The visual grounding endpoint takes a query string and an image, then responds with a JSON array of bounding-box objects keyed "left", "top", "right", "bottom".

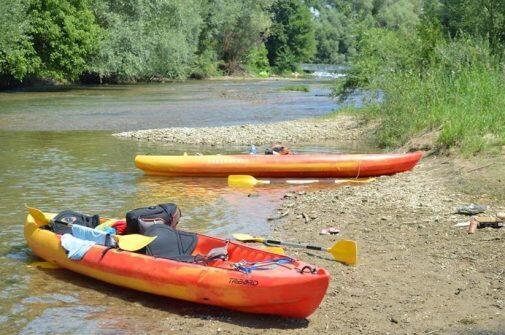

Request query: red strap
[{"left": 111, "top": 220, "right": 127, "bottom": 235}]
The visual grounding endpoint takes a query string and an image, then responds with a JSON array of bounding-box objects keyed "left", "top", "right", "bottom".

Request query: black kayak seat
[{"left": 142, "top": 224, "right": 197, "bottom": 262}]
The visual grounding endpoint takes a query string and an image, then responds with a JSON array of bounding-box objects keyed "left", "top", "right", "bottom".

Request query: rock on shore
[{"left": 113, "top": 114, "right": 372, "bottom": 146}]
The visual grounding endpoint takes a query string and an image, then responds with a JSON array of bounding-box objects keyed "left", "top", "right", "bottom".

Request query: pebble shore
[
  {"left": 110, "top": 113, "right": 504, "bottom": 334},
  {"left": 113, "top": 114, "right": 372, "bottom": 146}
]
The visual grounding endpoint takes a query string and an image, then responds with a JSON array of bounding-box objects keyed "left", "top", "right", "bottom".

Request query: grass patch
[
  {"left": 338, "top": 29, "right": 505, "bottom": 155},
  {"left": 360, "top": 65, "right": 505, "bottom": 155},
  {"left": 458, "top": 318, "right": 477, "bottom": 325},
  {"left": 279, "top": 85, "right": 310, "bottom": 92}
]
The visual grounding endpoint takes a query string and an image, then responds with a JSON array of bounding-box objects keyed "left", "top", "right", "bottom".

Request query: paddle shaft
[
  {"left": 262, "top": 179, "right": 353, "bottom": 185},
  {"left": 264, "top": 239, "right": 326, "bottom": 251}
]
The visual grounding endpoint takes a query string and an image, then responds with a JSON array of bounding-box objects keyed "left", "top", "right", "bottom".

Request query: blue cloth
[
  {"left": 61, "top": 234, "right": 95, "bottom": 260},
  {"left": 102, "top": 227, "right": 116, "bottom": 235},
  {"left": 71, "top": 225, "right": 108, "bottom": 245}
]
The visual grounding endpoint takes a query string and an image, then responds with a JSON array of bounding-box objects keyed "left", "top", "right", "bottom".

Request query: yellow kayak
[{"left": 135, "top": 152, "right": 423, "bottom": 178}]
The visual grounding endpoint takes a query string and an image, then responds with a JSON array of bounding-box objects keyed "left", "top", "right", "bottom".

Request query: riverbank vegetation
[
  {"left": 1, "top": 0, "right": 434, "bottom": 88},
  {"left": 336, "top": 1, "right": 505, "bottom": 155},
  {"left": 0, "top": 0, "right": 315, "bottom": 87},
  {"left": 279, "top": 85, "right": 310, "bottom": 92}
]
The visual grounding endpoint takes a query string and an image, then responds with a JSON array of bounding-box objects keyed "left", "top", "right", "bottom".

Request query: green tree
[
  {"left": 28, "top": 0, "right": 101, "bottom": 80},
  {"left": 441, "top": 0, "right": 505, "bottom": 53},
  {"left": 90, "top": 0, "right": 201, "bottom": 81},
  {"left": 195, "top": 0, "right": 272, "bottom": 75},
  {"left": 309, "top": 0, "right": 421, "bottom": 64},
  {"left": 312, "top": 5, "right": 351, "bottom": 63},
  {"left": 243, "top": 42, "right": 271, "bottom": 75},
  {"left": 266, "top": 0, "right": 316, "bottom": 71},
  {"left": 0, "top": 0, "right": 39, "bottom": 80},
  {"left": 374, "top": 0, "right": 421, "bottom": 32}
]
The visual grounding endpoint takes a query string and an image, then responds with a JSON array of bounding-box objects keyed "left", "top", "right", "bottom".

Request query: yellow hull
[{"left": 135, "top": 152, "right": 423, "bottom": 178}]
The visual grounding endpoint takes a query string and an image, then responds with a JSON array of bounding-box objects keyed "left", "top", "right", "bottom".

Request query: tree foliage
[
  {"left": 0, "top": 0, "right": 39, "bottom": 80},
  {"left": 196, "top": 0, "right": 272, "bottom": 74},
  {"left": 89, "top": 0, "right": 201, "bottom": 81},
  {"left": 266, "top": 0, "right": 316, "bottom": 72},
  {"left": 28, "top": 0, "right": 101, "bottom": 80},
  {"left": 4, "top": 0, "right": 505, "bottom": 85},
  {"left": 441, "top": 0, "right": 505, "bottom": 53},
  {"left": 309, "top": 0, "right": 421, "bottom": 64}
]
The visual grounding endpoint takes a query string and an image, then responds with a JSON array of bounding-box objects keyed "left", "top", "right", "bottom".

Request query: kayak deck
[{"left": 135, "top": 152, "right": 423, "bottom": 178}]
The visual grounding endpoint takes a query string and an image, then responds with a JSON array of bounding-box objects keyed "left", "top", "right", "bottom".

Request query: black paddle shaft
[{"left": 264, "top": 239, "right": 325, "bottom": 251}]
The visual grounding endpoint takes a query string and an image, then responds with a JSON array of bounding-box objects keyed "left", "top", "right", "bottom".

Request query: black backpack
[
  {"left": 142, "top": 224, "right": 197, "bottom": 262},
  {"left": 125, "top": 203, "right": 181, "bottom": 235},
  {"left": 49, "top": 210, "right": 100, "bottom": 235}
]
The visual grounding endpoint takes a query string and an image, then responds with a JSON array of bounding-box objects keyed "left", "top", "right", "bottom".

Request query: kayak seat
[{"left": 141, "top": 224, "right": 197, "bottom": 262}]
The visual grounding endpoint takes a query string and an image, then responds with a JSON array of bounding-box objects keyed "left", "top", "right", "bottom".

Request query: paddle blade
[
  {"left": 232, "top": 233, "right": 265, "bottom": 243},
  {"left": 328, "top": 239, "right": 358, "bottom": 266},
  {"left": 228, "top": 175, "right": 259, "bottom": 186},
  {"left": 26, "top": 206, "right": 50, "bottom": 227},
  {"left": 117, "top": 235, "right": 157, "bottom": 252},
  {"left": 263, "top": 246, "right": 285, "bottom": 255}
]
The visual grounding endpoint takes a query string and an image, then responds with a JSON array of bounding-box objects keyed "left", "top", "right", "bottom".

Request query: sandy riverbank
[
  {"left": 80, "top": 155, "right": 503, "bottom": 335},
  {"left": 113, "top": 114, "right": 373, "bottom": 146},
  {"left": 266, "top": 156, "right": 504, "bottom": 334},
  {"left": 109, "top": 114, "right": 504, "bottom": 334}
]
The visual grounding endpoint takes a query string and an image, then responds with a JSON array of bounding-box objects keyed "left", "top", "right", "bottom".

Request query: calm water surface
[
  {"left": 0, "top": 79, "right": 356, "bottom": 334},
  {"left": 0, "top": 79, "right": 343, "bottom": 131}
]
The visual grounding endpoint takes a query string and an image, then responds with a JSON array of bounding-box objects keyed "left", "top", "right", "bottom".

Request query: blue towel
[
  {"left": 102, "top": 227, "right": 116, "bottom": 235},
  {"left": 71, "top": 225, "right": 108, "bottom": 245},
  {"left": 61, "top": 234, "right": 95, "bottom": 260}
]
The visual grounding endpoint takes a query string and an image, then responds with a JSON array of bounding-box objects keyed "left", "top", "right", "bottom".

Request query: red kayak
[
  {"left": 25, "top": 212, "right": 330, "bottom": 318},
  {"left": 135, "top": 151, "right": 423, "bottom": 178}
]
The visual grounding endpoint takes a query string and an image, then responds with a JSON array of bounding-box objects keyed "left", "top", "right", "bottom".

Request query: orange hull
[
  {"left": 24, "top": 214, "right": 330, "bottom": 318},
  {"left": 135, "top": 152, "right": 423, "bottom": 178}
]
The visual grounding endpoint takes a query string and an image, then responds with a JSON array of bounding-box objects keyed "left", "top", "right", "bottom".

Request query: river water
[{"left": 0, "top": 78, "right": 355, "bottom": 334}]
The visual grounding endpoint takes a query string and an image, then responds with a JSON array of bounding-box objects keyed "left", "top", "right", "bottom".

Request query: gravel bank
[
  {"left": 264, "top": 156, "right": 505, "bottom": 334},
  {"left": 113, "top": 114, "right": 372, "bottom": 146},
  {"left": 73, "top": 156, "right": 504, "bottom": 335},
  {"left": 108, "top": 113, "right": 504, "bottom": 334}
]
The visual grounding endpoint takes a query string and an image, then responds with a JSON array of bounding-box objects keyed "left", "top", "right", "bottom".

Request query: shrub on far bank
[{"left": 279, "top": 85, "right": 309, "bottom": 92}]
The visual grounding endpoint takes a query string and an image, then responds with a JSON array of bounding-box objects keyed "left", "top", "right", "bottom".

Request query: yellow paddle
[
  {"left": 233, "top": 233, "right": 357, "bottom": 266},
  {"left": 26, "top": 206, "right": 156, "bottom": 252},
  {"left": 262, "top": 246, "right": 285, "bottom": 255},
  {"left": 228, "top": 175, "right": 375, "bottom": 187}
]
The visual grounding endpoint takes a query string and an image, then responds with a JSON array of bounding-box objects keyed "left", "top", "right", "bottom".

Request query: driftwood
[
  {"left": 466, "top": 162, "right": 495, "bottom": 173},
  {"left": 267, "top": 210, "right": 290, "bottom": 221}
]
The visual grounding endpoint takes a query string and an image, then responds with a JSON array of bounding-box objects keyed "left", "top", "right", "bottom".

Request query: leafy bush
[
  {"left": 279, "top": 85, "right": 309, "bottom": 92},
  {"left": 339, "top": 26, "right": 505, "bottom": 154},
  {"left": 243, "top": 43, "right": 271, "bottom": 76},
  {"left": 90, "top": 0, "right": 201, "bottom": 81}
]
